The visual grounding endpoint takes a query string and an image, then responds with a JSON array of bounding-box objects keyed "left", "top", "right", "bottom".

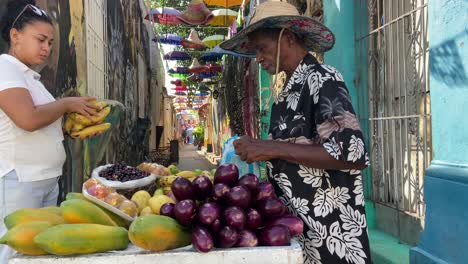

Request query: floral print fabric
[{"left": 267, "top": 54, "right": 371, "bottom": 264}]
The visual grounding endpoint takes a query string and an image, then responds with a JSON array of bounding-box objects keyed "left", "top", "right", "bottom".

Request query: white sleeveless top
[{"left": 0, "top": 54, "right": 65, "bottom": 182}]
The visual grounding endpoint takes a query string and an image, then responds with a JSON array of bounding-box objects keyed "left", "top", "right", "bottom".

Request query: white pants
[{"left": 0, "top": 170, "right": 59, "bottom": 264}]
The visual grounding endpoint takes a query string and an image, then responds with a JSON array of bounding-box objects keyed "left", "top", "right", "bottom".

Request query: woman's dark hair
[{"left": 0, "top": 0, "right": 53, "bottom": 45}]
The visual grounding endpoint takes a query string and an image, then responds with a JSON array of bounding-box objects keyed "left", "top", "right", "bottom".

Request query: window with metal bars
[
  {"left": 85, "top": 0, "right": 108, "bottom": 99},
  {"left": 355, "top": 0, "right": 431, "bottom": 219}
]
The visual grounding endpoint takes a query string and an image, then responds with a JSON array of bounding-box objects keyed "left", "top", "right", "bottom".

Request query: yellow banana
[
  {"left": 176, "top": 171, "right": 197, "bottom": 178},
  {"left": 69, "top": 113, "right": 94, "bottom": 126},
  {"left": 70, "top": 123, "right": 111, "bottom": 139},
  {"left": 64, "top": 118, "right": 74, "bottom": 134},
  {"left": 71, "top": 122, "right": 85, "bottom": 132},
  {"left": 158, "top": 176, "right": 178, "bottom": 188},
  {"left": 91, "top": 106, "right": 111, "bottom": 124},
  {"left": 69, "top": 106, "right": 111, "bottom": 126},
  {"left": 89, "top": 100, "right": 108, "bottom": 111}
]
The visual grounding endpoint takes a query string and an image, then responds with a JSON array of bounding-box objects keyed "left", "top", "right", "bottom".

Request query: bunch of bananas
[{"left": 64, "top": 100, "right": 112, "bottom": 140}]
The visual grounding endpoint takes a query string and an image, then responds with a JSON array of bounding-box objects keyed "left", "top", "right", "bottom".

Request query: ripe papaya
[
  {"left": 128, "top": 215, "right": 191, "bottom": 252},
  {"left": 34, "top": 224, "right": 128, "bottom": 255},
  {"left": 64, "top": 192, "right": 130, "bottom": 228},
  {"left": 65, "top": 192, "right": 86, "bottom": 200},
  {"left": 38, "top": 206, "right": 62, "bottom": 216},
  {"left": 0, "top": 221, "right": 52, "bottom": 255},
  {"left": 70, "top": 123, "right": 111, "bottom": 139},
  {"left": 60, "top": 199, "right": 117, "bottom": 226},
  {"left": 4, "top": 209, "right": 66, "bottom": 229}
]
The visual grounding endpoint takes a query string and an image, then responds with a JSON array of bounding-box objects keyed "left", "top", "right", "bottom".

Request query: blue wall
[
  {"left": 411, "top": 0, "right": 468, "bottom": 263},
  {"left": 323, "top": 0, "right": 357, "bottom": 106},
  {"left": 323, "top": 0, "right": 372, "bottom": 200}
]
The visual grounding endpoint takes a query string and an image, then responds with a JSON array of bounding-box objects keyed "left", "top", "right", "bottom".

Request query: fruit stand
[
  {"left": 9, "top": 240, "right": 303, "bottom": 264},
  {"left": 1, "top": 163, "right": 306, "bottom": 264}
]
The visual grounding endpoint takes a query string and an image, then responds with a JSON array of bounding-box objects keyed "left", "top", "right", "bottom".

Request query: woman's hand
[
  {"left": 61, "top": 96, "right": 100, "bottom": 119},
  {"left": 233, "top": 136, "right": 275, "bottom": 163}
]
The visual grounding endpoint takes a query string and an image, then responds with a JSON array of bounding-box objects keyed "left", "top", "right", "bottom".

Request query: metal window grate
[
  {"left": 85, "top": 0, "right": 108, "bottom": 99},
  {"left": 355, "top": 0, "right": 431, "bottom": 218}
]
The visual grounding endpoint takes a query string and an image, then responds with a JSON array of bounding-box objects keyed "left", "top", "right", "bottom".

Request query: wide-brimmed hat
[
  {"left": 189, "top": 58, "right": 208, "bottom": 73},
  {"left": 219, "top": 1, "right": 335, "bottom": 55},
  {"left": 181, "top": 30, "right": 208, "bottom": 49},
  {"left": 178, "top": 0, "right": 214, "bottom": 25}
]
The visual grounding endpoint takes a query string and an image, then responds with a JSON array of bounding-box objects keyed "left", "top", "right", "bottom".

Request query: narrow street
[{"left": 177, "top": 144, "right": 216, "bottom": 171}]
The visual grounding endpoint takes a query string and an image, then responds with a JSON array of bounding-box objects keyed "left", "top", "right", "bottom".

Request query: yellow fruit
[
  {"left": 89, "top": 100, "right": 108, "bottom": 110},
  {"left": 140, "top": 207, "right": 154, "bottom": 216},
  {"left": 176, "top": 171, "right": 197, "bottom": 178},
  {"left": 117, "top": 200, "right": 138, "bottom": 218},
  {"left": 0, "top": 221, "right": 53, "bottom": 255},
  {"left": 68, "top": 113, "right": 94, "bottom": 127},
  {"left": 162, "top": 187, "right": 172, "bottom": 195},
  {"left": 91, "top": 106, "right": 111, "bottom": 124},
  {"left": 71, "top": 122, "right": 85, "bottom": 133},
  {"left": 158, "top": 175, "right": 178, "bottom": 188},
  {"left": 131, "top": 191, "right": 151, "bottom": 213},
  {"left": 153, "top": 188, "right": 164, "bottom": 196},
  {"left": 148, "top": 195, "right": 175, "bottom": 215},
  {"left": 70, "top": 123, "right": 111, "bottom": 139},
  {"left": 64, "top": 118, "right": 74, "bottom": 134}
]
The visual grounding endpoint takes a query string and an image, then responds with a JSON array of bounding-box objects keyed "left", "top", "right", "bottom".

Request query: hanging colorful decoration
[
  {"left": 145, "top": 7, "right": 182, "bottom": 25},
  {"left": 203, "top": 0, "right": 248, "bottom": 8},
  {"left": 181, "top": 30, "right": 208, "bottom": 49},
  {"left": 177, "top": 0, "right": 214, "bottom": 25},
  {"left": 158, "top": 33, "right": 182, "bottom": 45},
  {"left": 163, "top": 51, "right": 191, "bottom": 61},
  {"left": 189, "top": 58, "right": 208, "bottom": 73},
  {"left": 202, "top": 35, "right": 226, "bottom": 48},
  {"left": 208, "top": 9, "right": 238, "bottom": 26}
]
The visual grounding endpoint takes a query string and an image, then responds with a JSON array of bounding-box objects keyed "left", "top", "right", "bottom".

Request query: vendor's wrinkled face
[{"left": 248, "top": 30, "right": 281, "bottom": 74}]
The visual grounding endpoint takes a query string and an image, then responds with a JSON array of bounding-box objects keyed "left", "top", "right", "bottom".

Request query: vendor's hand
[
  {"left": 233, "top": 136, "right": 274, "bottom": 163},
  {"left": 61, "top": 96, "right": 100, "bottom": 119}
]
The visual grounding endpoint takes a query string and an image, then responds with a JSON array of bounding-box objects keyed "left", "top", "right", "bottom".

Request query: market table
[{"left": 9, "top": 239, "right": 303, "bottom": 264}]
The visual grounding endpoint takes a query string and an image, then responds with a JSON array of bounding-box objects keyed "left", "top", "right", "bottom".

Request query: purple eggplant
[
  {"left": 266, "top": 215, "right": 304, "bottom": 237},
  {"left": 256, "top": 197, "right": 286, "bottom": 220},
  {"left": 225, "top": 185, "right": 251, "bottom": 209},
  {"left": 193, "top": 175, "right": 213, "bottom": 200},
  {"left": 198, "top": 202, "right": 221, "bottom": 226},
  {"left": 171, "top": 177, "right": 196, "bottom": 201},
  {"left": 217, "top": 226, "right": 239, "bottom": 248},
  {"left": 192, "top": 226, "right": 214, "bottom": 253},
  {"left": 174, "top": 199, "right": 196, "bottom": 226},
  {"left": 245, "top": 208, "right": 262, "bottom": 230},
  {"left": 214, "top": 164, "right": 239, "bottom": 187},
  {"left": 236, "top": 230, "right": 259, "bottom": 247},
  {"left": 254, "top": 182, "right": 276, "bottom": 203},
  {"left": 160, "top": 203, "right": 175, "bottom": 218},
  {"left": 212, "top": 183, "right": 230, "bottom": 202},
  {"left": 238, "top": 173, "right": 259, "bottom": 193},
  {"left": 258, "top": 225, "right": 291, "bottom": 246},
  {"left": 223, "top": 206, "right": 246, "bottom": 231}
]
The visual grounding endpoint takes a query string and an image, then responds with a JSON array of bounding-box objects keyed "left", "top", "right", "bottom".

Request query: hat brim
[{"left": 219, "top": 16, "right": 335, "bottom": 55}]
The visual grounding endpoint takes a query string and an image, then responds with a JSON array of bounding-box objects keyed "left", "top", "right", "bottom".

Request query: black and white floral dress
[{"left": 267, "top": 54, "right": 371, "bottom": 264}]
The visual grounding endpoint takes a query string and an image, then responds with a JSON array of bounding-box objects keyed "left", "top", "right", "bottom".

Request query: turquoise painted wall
[
  {"left": 323, "top": 0, "right": 357, "bottom": 106},
  {"left": 323, "top": 0, "right": 372, "bottom": 200},
  {"left": 411, "top": 0, "right": 468, "bottom": 263}
]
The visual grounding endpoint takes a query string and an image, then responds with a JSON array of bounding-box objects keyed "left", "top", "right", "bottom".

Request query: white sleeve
[{"left": 0, "top": 64, "right": 28, "bottom": 92}]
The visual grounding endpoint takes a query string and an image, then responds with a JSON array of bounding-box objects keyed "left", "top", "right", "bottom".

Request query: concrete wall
[{"left": 411, "top": 0, "right": 468, "bottom": 263}]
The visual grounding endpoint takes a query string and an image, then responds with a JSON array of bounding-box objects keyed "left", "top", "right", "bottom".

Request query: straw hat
[
  {"left": 181, "top": 30, "right": 208, "bottom": 49},
  {"left": 178, "top": 0, "right": 214, "bottom": 25},
  {"left": 219, "top": 1, "right": 335, "bottom": 55},
  {"left": 189, "top": 58, "right": 208, "bottom": 73}
]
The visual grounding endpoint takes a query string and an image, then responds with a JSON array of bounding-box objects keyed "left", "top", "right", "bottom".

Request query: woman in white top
[{"left": 0, "top": 0, "right": 98, "bottom": 261}]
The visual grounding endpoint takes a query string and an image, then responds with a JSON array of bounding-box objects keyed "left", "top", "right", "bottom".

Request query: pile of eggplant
[{"left": 159, "top": 164, "right": 304, "bottom": 253}]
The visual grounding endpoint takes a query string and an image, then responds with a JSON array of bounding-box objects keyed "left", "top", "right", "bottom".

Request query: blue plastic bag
[{"left": 220, "top": 136, "right": 261, "bottom": 178}]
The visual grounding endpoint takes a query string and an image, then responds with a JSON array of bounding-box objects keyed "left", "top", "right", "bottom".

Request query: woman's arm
[
  {"left": 0, "top": 88, "right": 98, "bottom": 132},
  {"left": 233, "top": 136, "right": 366, "bottom": 170}
]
